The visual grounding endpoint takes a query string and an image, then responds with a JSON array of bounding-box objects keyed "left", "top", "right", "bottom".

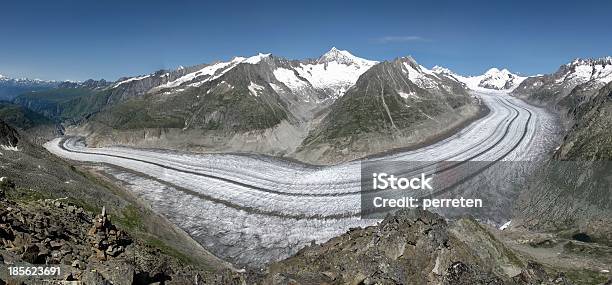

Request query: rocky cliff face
[{"left": 0, "top": 182, "right": 243, "bottom": 284}]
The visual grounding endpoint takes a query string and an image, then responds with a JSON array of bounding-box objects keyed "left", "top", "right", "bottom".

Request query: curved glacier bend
[{"left": 44, "top": 91, "right": 559, "bottom": 267}]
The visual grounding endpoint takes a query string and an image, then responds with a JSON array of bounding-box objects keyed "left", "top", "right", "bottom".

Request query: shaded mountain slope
[
  {"left": 0, "top": 101, "right": 54, "bottom": 130},
  {"left": 13, "top": 87, "right": 110, "bottom": 122},
  {"left": 556, "top": 81, "right": 612, "bottom": 160}
]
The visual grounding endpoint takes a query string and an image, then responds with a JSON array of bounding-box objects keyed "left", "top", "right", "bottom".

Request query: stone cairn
[{"left": 88, "top": 206, "right": 129, "bottom": 261}]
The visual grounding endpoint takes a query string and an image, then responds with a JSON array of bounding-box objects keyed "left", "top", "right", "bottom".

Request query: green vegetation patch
[
  {"left": 145, "top": 237, "right": 194, "bottom": 265},
  {"left": 115, "top": 204, "right": 146, "bottom": 232}
]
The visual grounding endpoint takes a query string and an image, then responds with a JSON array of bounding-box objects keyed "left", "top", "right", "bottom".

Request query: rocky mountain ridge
[
  {"left": 261, "top": 209, "right": 577, "bottom": 285},
  {"left": 512, "top": 56, "right": 612, "bottom": 107}
]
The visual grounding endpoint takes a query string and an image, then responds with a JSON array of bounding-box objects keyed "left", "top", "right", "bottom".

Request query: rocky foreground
[
  {"left": 0, "top": 172, "right": 583, "bottom": 285},
  {"left": 260, "top": 210, "right": 577, "bottom": 285},
  {"left": 3, "top": 173, "right": 611, "bottom": 284},
  {"left": 0, "top": 178, "right": 243, "bottom": 284}
]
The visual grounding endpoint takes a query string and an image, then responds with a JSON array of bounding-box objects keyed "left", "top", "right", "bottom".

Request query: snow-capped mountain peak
[
  {"left": 434, "top": 67, "right": 526, "bottom": 92},
  {"left": 263, "top": 48, "right": 378, "bottom": 100},
  {"left": 318, "top": 47, "right": 351, "bottom": 62},
  {"left": 244, "top": 53, "right": 271, "bottom": 64},
  {"left": 431, "top": 66, "right": 455, "bottom": 76},
  {"left": 396, "top": 57, "right": 447, "bottom": 90},
  {"left": 557, "top": 57, "right": 612, "bottom": 85},
  {"left": 478, "top": 68, "right": 525, "bottom": 90},
  {"left": 275, "top": 48, "right": 377, "bottom": 99},
  {"left": 513, "top": 56, "right": 612, "bottom": 99},
  {"left": 484, "top": 67, "right": 508, "bottom": 76},
  {"left": 317, "top": 47, "right": 377, "bottom": 67},
  {"left": 566, "top": 56, "right": 612, "bottom": 68}
]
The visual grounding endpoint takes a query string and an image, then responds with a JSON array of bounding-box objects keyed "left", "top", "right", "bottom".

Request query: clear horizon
[{"left": 2, "top": 0, "right": 611, "bottom": 81}]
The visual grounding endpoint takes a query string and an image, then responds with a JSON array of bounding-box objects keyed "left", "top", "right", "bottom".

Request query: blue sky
[{"left": 1, "top": 0, "right": 611, "bottom": 81}]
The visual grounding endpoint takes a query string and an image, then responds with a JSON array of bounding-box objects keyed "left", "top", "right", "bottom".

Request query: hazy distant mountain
[
  {"left": 0, "top": 74, "right": 59, "bottom": 100},
  {"left": 58, "top": 79, "right": 112, "bottom": 90}
]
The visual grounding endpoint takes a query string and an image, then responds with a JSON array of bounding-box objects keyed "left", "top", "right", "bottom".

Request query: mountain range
[
  {"left": 10, "top": 48, "right": 606, "bottom": 164},
  {"left": 7, "top": 48, "right": 530, "bottom": 164},
  {"left": 0, "top": 75, "right": 60, "bottom": 101}
]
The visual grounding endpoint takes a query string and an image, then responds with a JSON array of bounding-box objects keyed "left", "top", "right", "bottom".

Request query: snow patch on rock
[
  {"left": 0, "top": 144, "right": 20, "bottom": 151},
  {"left": 273, "top": 68, "right": 309, "bottom": 93},
  {"left": 248, "top": 82, "right": 265, "bottom": 97},
  {"left": 113, "top": 75, "right": 152, "bottom": 88},
  {"left": 155, "top": 53, "right": 271, "bottom": 91}
]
